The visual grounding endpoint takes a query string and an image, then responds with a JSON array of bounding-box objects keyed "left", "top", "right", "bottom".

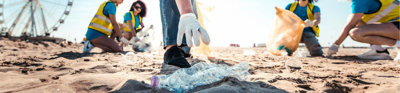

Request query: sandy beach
[{"left": 0, "top": 37, "right": 399, "bottom": 93}]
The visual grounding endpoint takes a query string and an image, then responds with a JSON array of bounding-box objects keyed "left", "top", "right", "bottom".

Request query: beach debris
[
  {"left": 293, "top": 48, "right": 309, "bottom": 57},
  {"left": 36, "top": 67, "right": 45, "bottom": 71},
  {"left": 285, "top": 58, "right": 302, "bottom": 70},
  {"left": 39, "top": 79, "right": 47, "bottom": 82},
  {"left": 52, "top": 76, "right": 59, "bottom": 80},
  {"left": 21, "top": 68, "right": 31, "bottom": 74},
  {"left": 121, "top": 52, "right": 136, "bottom": 65},
  {"left": 128, "top": 25, "right": 155, "bottom": 52},
  {"left": 132, "top": 42, "right": 151, "bottom": 52},
  {"left": 151, "top": 62, "right": 249, "bottom": 92},
  {"left": 83, "top": 59, "right": 90, "bottom": 61}
]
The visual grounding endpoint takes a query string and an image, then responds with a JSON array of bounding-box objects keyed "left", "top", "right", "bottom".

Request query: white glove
[
  {"left": 120, "top": 37, "right": 129, "bottom": 45},
  {"left": 177, "top": 13, "right": 210, "bottom": 47},
  {"left": 304, "top": 19, "right": 314, "bottom": 27},
  {"left": 327, "top": 44, "right": 339, "bottom": 56}
]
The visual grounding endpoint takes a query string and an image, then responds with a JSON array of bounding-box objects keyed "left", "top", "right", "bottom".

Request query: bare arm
[
  {"left": 109, "top": 14, "right": 121, "bottom": 39},
  {"left": 140, "top": 22, "right": 145, "bottom": 28},
  {"left": 313, "top": 12, "right": 321, "bottom": 26},
  {"left": 334, "top": 13, "right": 364, "bottom": 45},
  {"left": 176, "top": 0, "right": 194, "bottom": 14},
  {"left": 127, "top": 20, "right": 137, "bottom": 38}
]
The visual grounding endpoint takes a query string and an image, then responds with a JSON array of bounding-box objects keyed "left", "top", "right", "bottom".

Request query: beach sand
[{"left": 0, "top": 37, "right": 399, "bottom": 93}]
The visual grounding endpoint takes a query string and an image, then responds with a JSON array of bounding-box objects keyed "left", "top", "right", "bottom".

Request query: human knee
[
  {"left": 111, "top": 46, "right": 123, "bottom": 52},
  {"left": 308, "top": 44, "right": 323, "bottom": 56},
  {"left": 308, "top": 43, "right": 322, "bottom": 51},
  {"left": 349, "top": 27, "right": 364, "bottom": 41}
]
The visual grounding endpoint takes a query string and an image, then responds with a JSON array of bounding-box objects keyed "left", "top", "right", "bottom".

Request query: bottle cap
[{"left": 151, "top": 76, "right": 159, "bottom": 88}]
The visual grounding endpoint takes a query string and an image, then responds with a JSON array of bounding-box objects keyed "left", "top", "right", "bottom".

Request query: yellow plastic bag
[
  {"left": 267, "top": 7, "right": 305, "bottom": 56},
  {"left": 191, "top": 0, "right": 215, "bottom": 59}
]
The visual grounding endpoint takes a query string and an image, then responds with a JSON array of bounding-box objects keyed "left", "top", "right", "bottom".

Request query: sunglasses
[{"left": 135, "top": 6, "right": 142, "bottom": 10}]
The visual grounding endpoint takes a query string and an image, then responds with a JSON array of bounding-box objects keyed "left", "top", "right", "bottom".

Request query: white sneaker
[
  {"left": 394, "top": 47, "right": 400, "bottom": 61},
  {"left": 83, "top": 40, "right": 94, "bottom": 53},
  {"left": 358, "top": 48, "right": 392, "bottom": 60}
]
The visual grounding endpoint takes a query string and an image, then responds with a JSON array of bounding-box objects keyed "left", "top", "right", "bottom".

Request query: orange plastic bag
[{"left": 267, "top": 7, "right": 305, "bottom": 56}]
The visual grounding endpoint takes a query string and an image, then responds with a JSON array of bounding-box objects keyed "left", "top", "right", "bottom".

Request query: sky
[{"left": 6, "top": 0, "right": 372, "bottom": 47}]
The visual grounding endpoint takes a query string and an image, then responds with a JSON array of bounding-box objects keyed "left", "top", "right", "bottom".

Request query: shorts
[{"left": 86, "top": 28, "right": 106, "bottom": 41}]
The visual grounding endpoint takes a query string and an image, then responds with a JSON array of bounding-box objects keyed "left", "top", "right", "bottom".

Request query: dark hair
[
  {"left": 130, "top": 0, "right": 147, "bottom": 17},
  {"left": 295, "top": 0, "right": 318, "bottom": 4}
]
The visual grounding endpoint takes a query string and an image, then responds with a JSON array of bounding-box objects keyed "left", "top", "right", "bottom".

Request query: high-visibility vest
[
  {"left": 362, "top": 0, "right": 400, "bottom": 24},
  {"left": 88, "top": 1, "right": 116, "bottom": 36},
  {"left": 122, "top": 11, "right": 142, "bottom": 32},
  {"left": 289, "top": 2, "right": 320, "bottom": 37}
]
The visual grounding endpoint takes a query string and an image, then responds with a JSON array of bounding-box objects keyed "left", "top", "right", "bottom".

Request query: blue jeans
[
  {"left": 160, "top": 0, "right": 198, "bottom": 48},
  {"left": 301, "top": 30, "right": 323, "bottom": 56}
]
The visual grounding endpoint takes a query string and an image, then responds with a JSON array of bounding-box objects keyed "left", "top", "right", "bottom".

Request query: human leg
[
  {"left": 302, "top": 31, "right": 323, "bottom": 56},
  {"left": 349, "top": 23, "right": 399, "bottom": 46},
  {"left": 90, "top": 35, "right": 122, "bottom": 52}
]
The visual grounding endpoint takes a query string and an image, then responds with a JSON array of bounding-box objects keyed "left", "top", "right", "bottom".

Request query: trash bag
[
  {"left": 132, "top": 25, "right": 154, "bottom": 52},
  {"left": 191, "top": 0, "right": 215, "bottom": 58},
  {"left": 267, "top": 7, "right": 305, "bottom": 56}
]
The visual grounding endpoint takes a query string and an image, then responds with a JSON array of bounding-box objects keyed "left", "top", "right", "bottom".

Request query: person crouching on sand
[
  {"left": 327, "top": 0, "right": 400, "bottom": 61},
  {"left": 285, "top": 0, "right": 323, "bottom": 56},
  {"left": 120, "top": 0, "right": 147, "bottom": 50},
  {"left": 83, "top": 0, "right": 124, "bottom": 53}
]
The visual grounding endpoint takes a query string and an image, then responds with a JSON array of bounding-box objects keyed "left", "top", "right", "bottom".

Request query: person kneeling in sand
[
  {"left": 119, "top": 0, "right": 147, "bottom": 50},
  {"left": 285, "top": 0, "right": 323, "bottom": 56},
  {"left": 327, "top": 0, "right": 400, "bottom": 60},
  {"left": 83, "top": 0, "right": 124, "bottom": 53}
]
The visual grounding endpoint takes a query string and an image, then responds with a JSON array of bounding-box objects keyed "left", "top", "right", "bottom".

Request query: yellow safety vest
[
  {"left": 88, "top": 1, "right": 115, "bottom": 36},
  {"left": 362, "top": 0, "right": 400, "bottom": 24},
  {"left": 289, "top": 2, "right": 320, "bottom": 37},
  {"left": 122, "top": 11, "right": 142, "bottom": 32}
]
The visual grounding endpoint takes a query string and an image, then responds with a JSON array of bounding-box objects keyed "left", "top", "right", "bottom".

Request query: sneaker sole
[{"left": 358, "top": 56, "right": 392, "bottom": 60}]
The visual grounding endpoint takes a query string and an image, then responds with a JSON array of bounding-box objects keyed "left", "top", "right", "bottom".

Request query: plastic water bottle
[
  {"left": 151, "top": 62, "right": 249, "bottom": 92},
  {"left": 121, "top": 52, "right": 136, "bottom": 65},
  {"left": 294, "top": 48, "right": 309, "bottom": 57}
]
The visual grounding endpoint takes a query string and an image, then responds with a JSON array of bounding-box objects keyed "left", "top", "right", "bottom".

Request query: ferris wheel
[{"left": 0, "top": 0, "right": 73, "bottom": 37}]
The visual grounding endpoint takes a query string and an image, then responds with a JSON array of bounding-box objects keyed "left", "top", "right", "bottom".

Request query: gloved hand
[
  {"left": 177, "top": 13, "right": 210, "bottom": 47},
  {"left": 327, "top": 44, "right": 339, "bottom": 56},
  {"left": 131, "top": 37, "right": 140, "bottom": 43},
  {"left": 304, "top": 19, "right": 314, "bottom": 27},
  {"left": 120, "top": 37, "right": 130, "bottom": 45}
]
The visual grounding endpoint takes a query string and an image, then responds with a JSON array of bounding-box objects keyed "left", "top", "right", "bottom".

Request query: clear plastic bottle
[
  {"left": 121, "top": 52, "right": 136, "bottom": 65},
  {"left": 294, "top": 47, "right": 310, "bottom": 57},
  {"left": 151, "top": 62, "right": 249, "bottom": 92},
  {"left": 285, "top": 58, "right": 302, "bottom": 69}
]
